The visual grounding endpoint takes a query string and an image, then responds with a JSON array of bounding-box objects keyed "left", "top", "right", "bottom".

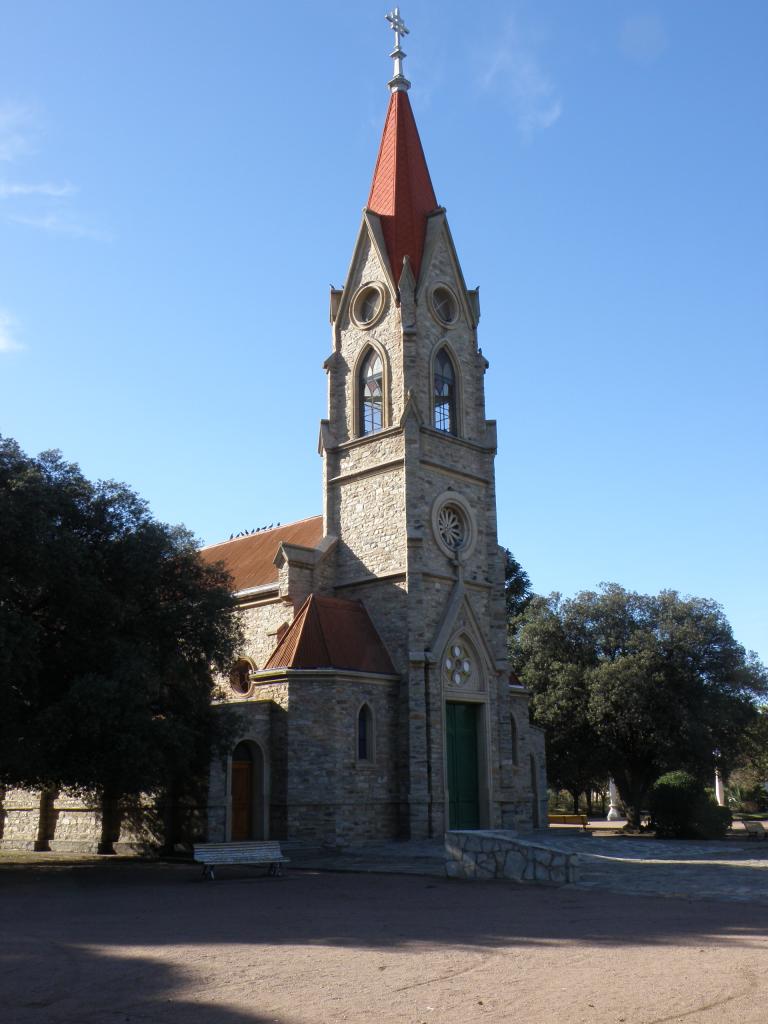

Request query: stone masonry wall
[
  {"left": 284, "top": 674, "right": 399, "bottom": 845},
  {"left": 332, "top": 464, "right": 406, "bottom": 585},
  {"left": 0, "top": 788, "right": 102, "bottom": 853},
  {"left": 237, "top": 599, "right": 294, "bottom": 672},
  {"left": 0, "top": 788, "right": 47, "bottom": 850},
  {"left": 445, "top": 830, "right": 580, "bottom": 885}
]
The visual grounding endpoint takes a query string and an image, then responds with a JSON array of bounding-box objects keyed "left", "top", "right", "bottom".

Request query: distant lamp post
[
  {"left": 713, "top": 749, "right": 725, "bottom": 807},
  {"left": 607, "top": 778, "right": 623, "bottom": 821}
]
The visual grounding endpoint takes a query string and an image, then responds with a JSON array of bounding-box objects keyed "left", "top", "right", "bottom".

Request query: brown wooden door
[{"left": 231, "top": 760, "right": 253, "bottom": 841}]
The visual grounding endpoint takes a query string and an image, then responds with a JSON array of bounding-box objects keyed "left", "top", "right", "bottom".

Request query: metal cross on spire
[{"left": 385, "top": 7, "right": 411, "bottom": 93}]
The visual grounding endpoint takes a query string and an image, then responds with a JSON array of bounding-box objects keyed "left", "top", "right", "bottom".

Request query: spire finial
[{"left": 385, "top": 7, "right": 411, "bottom": 93}]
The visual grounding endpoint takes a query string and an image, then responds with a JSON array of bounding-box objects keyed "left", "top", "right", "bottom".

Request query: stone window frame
[
  {"left": 229, "top": 656, "right": 257, "bottom": 697},
  {"left": 356, "top": 701, "right": 376, "bottom": 765},
  {"left": 350, "top": 281, "right": 387, "bottom": 330},
  {"left": 430, "top": 489, "right": 477, "bottom": 563},
  {"left": 429, "top": 340, "right": 464, "bottom": 438},
  {"left": 353, "top": 339, "right": 391, "bottom": 438},
  {"left": 442, "top": 634, "right": 484, "bottom": 694}
]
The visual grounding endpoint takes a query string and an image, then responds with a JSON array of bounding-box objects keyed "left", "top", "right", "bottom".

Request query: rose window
[
  {"left": 437, "top": 504, "right": 465, "bottom": 551},
  {"left": 444, "top": 644, "right": 472, "bottom": 687}
]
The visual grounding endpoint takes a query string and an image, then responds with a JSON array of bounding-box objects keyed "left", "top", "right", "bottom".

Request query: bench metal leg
[{"left": 201, "top": 864, "right": 215, "bottom": 881}]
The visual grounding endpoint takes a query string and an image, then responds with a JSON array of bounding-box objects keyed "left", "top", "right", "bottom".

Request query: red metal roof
[
  {"left": 264, "top": 594, "right": 396, "bottom": 675},
  {"left": 200, "top": 516, "right": 323, "bottom": 592},
  {"left": 367, "top": 89, "right": 438, "bottom": 283}
]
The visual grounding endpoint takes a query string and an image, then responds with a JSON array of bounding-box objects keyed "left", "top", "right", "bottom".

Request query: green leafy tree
[
  {"left": 513, "top": 585, "right": 767, "bottom": 828},
  {"left": 0, "top": 437, "right": 241, "bottom": 846},
  {"left": 503, "top": 549, "right": 532, "bottom": 620},
  {"left": 511, "top": 594, "right": 612, "bottom": 812}
]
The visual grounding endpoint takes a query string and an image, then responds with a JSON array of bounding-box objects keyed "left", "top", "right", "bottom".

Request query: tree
[
  {"left": 513, "top": 584, "right": 767, "bottom": 828},
  {"left": 503, "top": 549, "right": 533, "bottom": 620},
  {"left": 511, "top": 594, "right": 612, "bottom": 812},
  {"left": 0, "top": 437, "right": 241, "bottom": 845}
]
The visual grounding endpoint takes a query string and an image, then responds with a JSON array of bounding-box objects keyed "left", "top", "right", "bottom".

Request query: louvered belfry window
[{"left": 360, "top": 350, "right": 384, "bottom": 435}]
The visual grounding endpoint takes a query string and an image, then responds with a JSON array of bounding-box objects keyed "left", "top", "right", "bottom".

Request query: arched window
[
  {"left": 510, "top": 715, "right": 519, "bottom": 767},
  {"left": 433, "top": 348, "right": 457, "bottom": 434},
  {"left": 359, "top": 350, "right": 384, "bottom": 435},
  {"left": 357, "top": 703, "right": 374, "bottom": 762}
]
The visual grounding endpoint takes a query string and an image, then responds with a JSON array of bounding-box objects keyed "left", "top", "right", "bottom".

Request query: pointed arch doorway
[{"left": 230, "top": 741, "right": 266, "bottom": 841}]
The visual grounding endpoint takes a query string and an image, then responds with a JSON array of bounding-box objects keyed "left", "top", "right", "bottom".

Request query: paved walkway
[
  {"left": 527, "top": 831, "right": 768, "bottom": 903},
  {"left": 286, "top": 828, "right": 768, "bottom": 904}
]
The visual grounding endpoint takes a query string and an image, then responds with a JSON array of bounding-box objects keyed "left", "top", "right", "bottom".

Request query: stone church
[
  {"left": 201, "top": 20, "right": 547, "bottom": 847},
  {"left": 0, "top": 15, "right": 546, "bottom": 852}
]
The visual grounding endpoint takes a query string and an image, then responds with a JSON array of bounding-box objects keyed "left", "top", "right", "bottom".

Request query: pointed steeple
[{"left": 367, "top": 11, "right": 438, "bottom": 283}]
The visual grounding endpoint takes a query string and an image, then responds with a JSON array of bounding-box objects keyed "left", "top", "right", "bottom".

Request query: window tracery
[
  {"left": 444, "top": 642, "right": 472, "bottom": 687},
  {"left": 433, "top": 348, "right": 457, "bottom": 434},
  {"left": 359, "top": 349, "right": 384, "bottom": 435}
]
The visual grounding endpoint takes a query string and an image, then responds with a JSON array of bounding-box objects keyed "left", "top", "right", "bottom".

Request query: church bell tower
[{"left": 319, "top": 9, "right": 545, "bottom": 837}]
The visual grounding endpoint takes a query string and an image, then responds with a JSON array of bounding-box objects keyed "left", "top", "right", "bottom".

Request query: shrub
[{"left": 649, "top": 771, "right": 732, "bottom": 839}]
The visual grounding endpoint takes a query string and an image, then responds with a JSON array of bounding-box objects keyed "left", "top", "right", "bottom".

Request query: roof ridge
[{"left": 201, "top": 513, "right": 322, "bottom": 551}]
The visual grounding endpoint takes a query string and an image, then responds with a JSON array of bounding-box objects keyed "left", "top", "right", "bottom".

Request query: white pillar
[
  {"left": 607, "top": 778, "right": 623, "bottom": 821},
  {"left": 715, "top": 768, "right": 725, "bottom": 806}
]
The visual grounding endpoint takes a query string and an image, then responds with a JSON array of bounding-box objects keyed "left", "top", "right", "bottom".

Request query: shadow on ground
[{"left": 1, "top": 858, "right": 766, "bottom": 1023}]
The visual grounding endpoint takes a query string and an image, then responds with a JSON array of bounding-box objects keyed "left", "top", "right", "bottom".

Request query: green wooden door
[{"left": 446, "top": 702, "right": 480, "bottom": 829}]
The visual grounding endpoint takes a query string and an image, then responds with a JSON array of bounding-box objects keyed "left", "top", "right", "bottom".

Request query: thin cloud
[
  {"left": 0, "top": 99, "right": 104, "bottom": 240},
  {"left": 7, "top": 212, "right": 110, "bottom": 241},
  {"left": 620, "top": 14, "right": 669, "bottom": 64},
  {"left": 477, "top": 19, "right": 562, "bottom": 136},
  {"left": 0, "top": 181, "right": 75, "bottom": 199},
  {"left": 0, "top": 101, "right": 36, "bottom": 162},
  {"left": 0, "top": 310, "right": 23, "bottom": 353}
]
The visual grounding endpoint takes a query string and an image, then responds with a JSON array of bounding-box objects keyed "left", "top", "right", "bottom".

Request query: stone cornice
[{"left": 327, "top": 458, "right": 404, "bottom": 486}]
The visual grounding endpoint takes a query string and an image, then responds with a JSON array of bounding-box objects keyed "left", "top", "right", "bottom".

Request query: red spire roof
[{"left": 367, "top": 89, "right": 438, "bottom": 283}]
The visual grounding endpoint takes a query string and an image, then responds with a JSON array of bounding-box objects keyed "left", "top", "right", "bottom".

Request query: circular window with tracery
[
  {"left": 437, "top": 503, "right": 466, "bottom": 551},
  {"left": 352, "top": 283, "right": 385, "bottom": 327},
  {"left": 431, "top": 285, "right": 459, "bottom": 326},
  {"left": 444, "top": 643, "right": 473, "bottom": 687},
  {"left": 431, "top": 491, "right": 476, "bottom": 561}
]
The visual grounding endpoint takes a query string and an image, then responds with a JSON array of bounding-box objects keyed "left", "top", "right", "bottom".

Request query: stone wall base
[
  {"left": 48, "top": 840, "right": 101, "bottom": 854},
  {"left": 445, "top": 830, "right": 579, "bottom": 886}
]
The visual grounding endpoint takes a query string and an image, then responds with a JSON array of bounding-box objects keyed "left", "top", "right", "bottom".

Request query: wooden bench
[
  {"left": 193, "top": 841, "right": 290, "bottom": 880},
  {"left": 742, "top": 821, "right": 767, "bottom": 840},
  {"left": 548, "top": 814, "right": 589, "bottom": 831}
]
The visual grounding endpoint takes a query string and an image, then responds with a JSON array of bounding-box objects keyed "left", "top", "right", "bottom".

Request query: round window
[
  {"left": 432, "top": 286, "right": 458, "bottom": 325},
  {"left": 437, "top": 503, "right": 466, "bottom": 551},
  {"left": 353, "top": 285, "right": 384, "bottom": 327},
  {"left": 431, "top": 490, "right": 476, "bottom": 561},
  {"left": 229, "top": 659, "right": 253, "bottom": 695}
]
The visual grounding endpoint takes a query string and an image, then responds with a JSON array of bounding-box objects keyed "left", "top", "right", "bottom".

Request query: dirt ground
[{"left": 1, "top": 857, "right": 766, "bottom": 1024}]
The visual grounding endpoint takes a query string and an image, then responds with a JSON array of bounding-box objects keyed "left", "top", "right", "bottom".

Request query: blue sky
[{"left": 1, "top": 2, "right": 766, "bottom": 661}]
